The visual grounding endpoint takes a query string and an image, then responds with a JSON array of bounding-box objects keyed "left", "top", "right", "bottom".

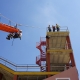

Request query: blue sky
[{"left": 0, "top": 0, "right": 80, "bottom": 78}]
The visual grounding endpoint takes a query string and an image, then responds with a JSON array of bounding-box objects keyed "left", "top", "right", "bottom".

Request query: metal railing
[
  {"left": 36, "top": 54, "right": 46, "bottom": 63},
  {"left": 36, "top": 42, "right": 40, "bottom": 48},
  {"left": 40, "top": 37, "right": 46, "bottom": 42},
  {"left": 36, "top": 55, "right": 41, "bottom": 62},
  {"left": 0, "top": 57, "right": 72, "bottom": 72},
  {"left": 46, "top": 26, "right": 69, "bottom": 32},
  {"left": 36, "top": 38, "right": 46, "bottom": 48},
  {"left": 0, "top": 57, "right": 41, "bottom": 71}
]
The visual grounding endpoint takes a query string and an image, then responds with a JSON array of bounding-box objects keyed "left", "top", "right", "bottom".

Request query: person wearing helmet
[
  {"left": 52, "top": 25, "right": 55, "bottom": 32},
  {"left": 48, "top": 25, "right": 51, "bottom": 32},
  {"left": 18, "top": 30, "right": 22, "bottom": 40},
  {"left": 13, "top": 30, "right": 22, "bottom": 40},
  {"left": 56, "top": 24, "right": 60, "bottom": 31},
  {"left": 6, "top": 30, "right": 22, "bottom": 40}
]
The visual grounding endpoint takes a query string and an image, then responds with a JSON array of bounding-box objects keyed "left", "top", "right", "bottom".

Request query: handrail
[
  {"left": 36, "top": 54, "right": 46, "bottom": 62},
  {"left": 0, "top": 57, "right": 72, "bottom": 72},
  {"left": 0, "top": 57, "right": 17, "bottom": 67},
  {"left": 36, "top": 42, "right": 40, "bottom": 48},
  {"left": 46, "top": 26, "right": 69, "bottom": 32},
  {"left": 40, "top": 37, "right": 46, "bottom": 42}
]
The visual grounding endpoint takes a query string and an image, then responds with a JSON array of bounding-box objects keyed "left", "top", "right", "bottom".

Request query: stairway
[{"left": 36, "top": 40, "right": 46, "bottom": 72}]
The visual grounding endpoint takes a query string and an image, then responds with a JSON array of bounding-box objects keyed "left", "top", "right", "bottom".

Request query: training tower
[
  {"left": 36, "top": 26, "right": 79, "bottom": 80},
  {"left": 0, "top": 26, "right": 79, "bottom": 80}
]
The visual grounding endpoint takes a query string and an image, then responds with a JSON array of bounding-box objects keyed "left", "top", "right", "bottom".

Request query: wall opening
[{"left": 56, "top": 78, "right": 70, "bottom": 80}]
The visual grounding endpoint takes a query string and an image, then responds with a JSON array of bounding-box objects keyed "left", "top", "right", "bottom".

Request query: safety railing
[
  {"left": 36, "top": 38, "right": 46, "bottom": 48},
  {"left": 40, "top": 37, "right": 46, "bottom": 42},
  {"left": 46, "top": 26, "right": 69, "bottom": 32},
  {"left": 36, "top": 54, "right": 46, "bottom": 62},
  {"left": 36, "top": 55, "right": 40, "bottom": 62},
  {"left": 0, "top": 57, "right": 41, "bottom": 71},
  {"left": 36, "top": 42, "right": 40, "bottom": 48},
  {"left": 0, "top": 57, "right": 72, "bottom": 72}
]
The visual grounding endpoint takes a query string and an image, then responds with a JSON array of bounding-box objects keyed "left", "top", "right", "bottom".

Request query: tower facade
[{"left": 36, "top": 26, "right": 79, "bottom": 80}]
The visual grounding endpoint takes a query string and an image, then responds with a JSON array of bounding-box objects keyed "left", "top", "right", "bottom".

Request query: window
[{"left": 56, "top": 78, "right": 70, "bottom": 80}]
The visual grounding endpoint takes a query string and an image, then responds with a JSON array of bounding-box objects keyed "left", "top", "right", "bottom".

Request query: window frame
[{"left": 56, "top": 78, "right": 70, "bottom": 80}]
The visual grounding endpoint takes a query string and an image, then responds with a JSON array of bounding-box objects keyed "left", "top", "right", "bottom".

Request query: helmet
[{"left": 20, "top": 30, "right": 22, "bottom": 33}]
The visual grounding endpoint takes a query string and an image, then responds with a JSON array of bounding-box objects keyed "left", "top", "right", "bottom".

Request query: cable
[
  {"left": 0, "top": 13, "right": 68, "bottom": 30},
  {"left": 0, "top": 13, "right": 46, "bottom": 29},
  {"left": 25, "top": 25, "right": 46, "bottom": 29},
  {"left": 0, "top": 13, "right": 16, "bottom": 24}
]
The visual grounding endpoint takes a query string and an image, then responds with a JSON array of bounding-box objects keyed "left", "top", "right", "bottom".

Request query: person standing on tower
[
  {"left": 52, "top": 25, "right": 55, "bottom": 32},
  {"left": 48, "top": 25, "right": 51, "bottom": 32},
  {"left": 56, "top": 24, "right": 60, "bottom": 31}
]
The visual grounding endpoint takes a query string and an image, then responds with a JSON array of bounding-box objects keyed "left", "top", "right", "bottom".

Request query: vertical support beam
[
  {"left": 66, "top": 63, "right": 69, "bottom": 69},
  {"left": 66, "top": 36, "right": 72, "bottom": 49},
  {"left": 13, "top": 75, "right": 18, "bottom": 80},
  {"left": 66, "top": 36, "right": 75, "bottom": 67},
  {"left": 46, "top": 53, "right": 50, "bottom": 77},
  {"left": 0, "top": 73, "right": 3, "bottom": 80},
  {"left": 46, "top": 35, "right": 49, "bottom": 49},
  {"left": 46, "top": 35, "right": 50, "bottom": 77},
  {"left": 70, "top": 53, "right": 75, "bottom": 67}
]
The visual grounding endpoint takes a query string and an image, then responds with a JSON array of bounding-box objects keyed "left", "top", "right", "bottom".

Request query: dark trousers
[
  {"left": 57, "top": 27, "right": 59, "bottom": 31},
  {"left": 53, "top": 28, "right": 55, "bottom": 32},
  {"left": 48, "top": 28, "right": 51, "bottom": 32},
  {"left": 13, "top": 33, "right": 19, "bottom": 38}
]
